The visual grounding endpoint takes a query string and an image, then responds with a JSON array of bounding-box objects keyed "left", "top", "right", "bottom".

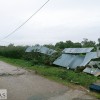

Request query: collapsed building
[
  {"left": 53, "top": 48, "right": 100, "bottom": 76},
  {"left": 83, "top": 61, "right": 100, "bottom": 76},
  {"left": 25, "top": 46, "right": 100, "bottom": 76}
]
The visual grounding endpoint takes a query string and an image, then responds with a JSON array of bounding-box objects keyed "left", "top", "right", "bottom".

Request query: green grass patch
[
  {"left": 0, "top": 56, "right": 100, "bottom": 98},
  {"left": 0, "top": 56, "right": 32, "bottom": 68}
]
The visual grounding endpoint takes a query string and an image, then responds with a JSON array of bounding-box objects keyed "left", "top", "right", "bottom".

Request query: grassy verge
[{"left": 0, "top": 56, "right": 100, "bottom": 99}]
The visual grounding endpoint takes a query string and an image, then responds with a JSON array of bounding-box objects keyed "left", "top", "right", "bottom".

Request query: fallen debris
[{"left": 83, "top": 67, "right": 100, "bottom": 77}]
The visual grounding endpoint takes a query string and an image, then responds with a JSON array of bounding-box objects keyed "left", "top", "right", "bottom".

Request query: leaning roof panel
[
  {"left": 53, "top": 54, "right": 74, "bottom": 68},
  {"left": 62, "top": 48, "right": 94, "bottom": 54},
  {"left": 69, "top": 55, "right": 85, "bottom": 69},
  {"left": 80, "top": 52, "right": 98, "bottom": 66},
  {"left": 53, "top": 54, "right": 85, "bottom": 69}
]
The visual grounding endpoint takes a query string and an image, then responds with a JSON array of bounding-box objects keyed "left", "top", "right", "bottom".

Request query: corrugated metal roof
[
  {"left": 62, "top": 48, "right": 93, "bottom": 54},
  {"left": 25, "top": 45, "right": 56, "bottom": 55},
  {"left": 83, "top": 67, "right": 100, "bottom": 76},
  {"left": 80, "top": 52, "right": 98, "bottom": 66},
  {"left": 53, "top": 54, "right": 85, "bottom": 69}
]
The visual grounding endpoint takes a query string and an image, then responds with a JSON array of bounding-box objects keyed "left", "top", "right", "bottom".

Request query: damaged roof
[
  {"left": 25, "top": 45, "right": 56, "bottom": 55},
  {"left": 53, "top": 52, "right": 99, "bottom": 69},
  {"left": 53, "top": 54, "right": 85, "bottom": 69},
  {"left": 89, "top": 61, "right": 100, "bottom": 68},
  {"left": 83, "top": 67, "right": 100, "bottom": 76},
  {"left": 62, "top": 48, "right": 94, "bottom": 54}
]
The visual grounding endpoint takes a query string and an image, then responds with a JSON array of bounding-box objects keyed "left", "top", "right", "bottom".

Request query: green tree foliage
[
  {"left": 43, "top": 44, "right": 55, "bottom": 49},
  {"left": 98, "top": 38, "right": 100, "bottom": 46},
  {"left": 55, "top": 41, "right": 66, "bottom": 49},
  {"left": 0, "top": 38, "right": 98, "bottom": 66},
  {"left": 73, "top": 42, "right": 82, "bottom": 48},
  {"left": 81, "top": 38, "right": 96, "bottom": 47},
  {"left": 55, "top": 40, "right": 82, "bottom": 49}
]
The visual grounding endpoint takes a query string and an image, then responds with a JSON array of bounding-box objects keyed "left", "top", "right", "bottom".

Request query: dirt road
[{"left": 0, "top": 61, "right": 98, "bottom": 100}]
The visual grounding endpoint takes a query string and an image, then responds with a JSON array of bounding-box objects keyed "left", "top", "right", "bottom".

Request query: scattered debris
[
  {"left": 25, "top": 46, "right": 100, "bottom": 76},
  {"left": 53, "top": 48, "right": 100, "bottom": 76},
  {"left": 83, "top": 67, "right": 100, "bottom": 77},
  {"left": 89, "top": 61, "right": 100, "bottom": 68}
]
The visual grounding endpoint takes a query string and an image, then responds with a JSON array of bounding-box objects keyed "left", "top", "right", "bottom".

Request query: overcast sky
[{"left": 0, "top": 0, "right": 100, "bottom": 46}]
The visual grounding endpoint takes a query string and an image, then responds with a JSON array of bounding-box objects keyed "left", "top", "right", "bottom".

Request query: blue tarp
[{"left": 89, "top": 83, "right": 100, "bottom": 93}]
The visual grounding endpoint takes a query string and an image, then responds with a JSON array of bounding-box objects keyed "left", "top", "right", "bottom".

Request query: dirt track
[{"left": 0, "top": 61, "right": 98, "bottom": 100}]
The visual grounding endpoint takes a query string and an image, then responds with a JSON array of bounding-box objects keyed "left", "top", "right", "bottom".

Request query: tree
[
  {"left": 73, "top": 42, "right": 82, "bottom": 48},
  {"left": 81, "top": 38, "right": 96, "bottom": 48},
  {"left": 44, "top": 44, "right": 55, "bottom": 49},
  {"left": 55, "top": 41, "right": 65, "bottom": 49},
  {"left": 65, "top": 40, "right": 74, "bottom": 48},
  {"left": 98, "top": 38, "right": 100, "bottom": 46},
  {"left": 8, "top": 43, "right": 14, "bottom": 47}
]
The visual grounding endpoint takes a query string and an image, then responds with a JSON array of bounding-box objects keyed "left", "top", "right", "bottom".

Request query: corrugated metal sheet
[
  {"left": 80, "top": 52, "right": 98, "bottom": 66},
  {"left": 25, "top": 46, "right": 35, "bottom": 52},
  {"left": 53, "top": 52, "right": 99, "bottom": 69},
  {"left": 83, "top": 67, "right": 100, "bottom": 76},
  {"left": 62, "top": 48, "right": 93, "bottom": 54},
  {"left": 68, "top": 55, "right": 85, "bottom": 69},
  {"left": 53, "top": 54, "right": 85, "bottom": 69},
  {"left": 25, "top": 45, "right": 56, "bottom": 55},
  {"left": 89, "top": 61, "right": 100, "bottom": 68},
  {"left": 53, "top": 54, "right": 74, "bottom": 68},
  {"left": 25, "top": 45, "right": 41, "bottom": 52},
  {"left": 38, "top": 46, "right": 56, "bottom": 55}
]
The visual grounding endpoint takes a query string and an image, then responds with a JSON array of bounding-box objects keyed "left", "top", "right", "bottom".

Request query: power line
[{"left": 0, "top": 0, "right": 50, "bottom": 41}]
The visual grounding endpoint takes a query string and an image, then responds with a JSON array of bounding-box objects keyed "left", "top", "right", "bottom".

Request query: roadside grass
[{"left": 0, "top": 56, "right": 100, "bottom": 99}]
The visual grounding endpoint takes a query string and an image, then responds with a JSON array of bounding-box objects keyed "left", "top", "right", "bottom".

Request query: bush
[{"left": 0, "top": 45, "right": 26, "bottom": 59}]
